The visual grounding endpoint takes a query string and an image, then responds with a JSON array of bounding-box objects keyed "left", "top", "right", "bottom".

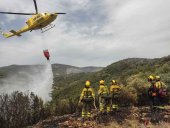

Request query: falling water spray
[{"left": 0, "top": 63, "right": 54, "bottom": 101}]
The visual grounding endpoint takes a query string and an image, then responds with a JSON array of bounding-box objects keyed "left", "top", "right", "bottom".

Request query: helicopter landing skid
[{"left": 41, "top": 24, "right": 55, "bottom": 33}]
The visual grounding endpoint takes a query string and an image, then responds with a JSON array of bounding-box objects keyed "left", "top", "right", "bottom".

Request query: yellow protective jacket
[
  {"left": 110, "top": 84, "right": 121, "bottom": 94},
  {"left": 80, "top": 87, "right": 95, "bottom": 101},
  {"left": 98, "top": 85, "right": 109, "bottom": 96},
  {"left": 156, "top": 81, "right": 167, "bottom": 89}
]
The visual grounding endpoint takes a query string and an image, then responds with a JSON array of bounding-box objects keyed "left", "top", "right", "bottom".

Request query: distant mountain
[
  {"left": 0, "top": 65, "right": 45, "bottom": 77},
  {"left": 52, "top": 64, "right": 103, "bottom": 76},
  {"left": 0, "top": 64, "right": 103, "bottom": 78}
]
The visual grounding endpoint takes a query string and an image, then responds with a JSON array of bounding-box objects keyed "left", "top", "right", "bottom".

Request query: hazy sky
[{"left": 0, "top": 0, "right": 170, "bottom": 67}]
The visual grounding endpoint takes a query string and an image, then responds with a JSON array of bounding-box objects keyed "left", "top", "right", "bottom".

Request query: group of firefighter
[
  {"left": 79, "top": 79, "right": 121, "bottom": 118},
  {"left": 79, "top": 75, "right": 168, "bottom": 119},
  {"left": 148, "top": 75, "right": 167, "bottom": 110}
]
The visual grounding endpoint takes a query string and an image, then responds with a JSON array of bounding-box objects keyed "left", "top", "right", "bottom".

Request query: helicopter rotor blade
[
  {"left": 0, "top": 12, "right": 35, "bottom": 15},
  {"left": 33, "top": 0, "right": 38, "bottom": 14},
  {"left": 55, "top": 13, "right": 66, "bottom": 14}
]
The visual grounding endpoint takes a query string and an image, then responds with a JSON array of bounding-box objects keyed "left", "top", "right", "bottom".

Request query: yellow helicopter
[{"left": 0, "top": 0, "right": 66, "bottom": 38}]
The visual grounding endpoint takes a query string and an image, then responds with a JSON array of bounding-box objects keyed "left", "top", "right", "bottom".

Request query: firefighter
[
  {"left": 155, "top": 76, "right": 167, "bottom": 108},
  {"left": 147, "top": 75, "right": 160, "bottom": 111},
  {"left": 79, "top": 80, "right": 95, "bottom": 119},
  {"left": 110, "top": 80, "right": 121, "bottom": 110},
  {"left": 98, "top": 80, "right": 111, "bottom": 113},
  {"left": 155, "top": 76, "right": 167, "bottom": 89}
]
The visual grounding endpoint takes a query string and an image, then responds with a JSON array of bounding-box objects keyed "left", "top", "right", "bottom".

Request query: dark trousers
[
  {"left": 82, "top": 101, "right": 93, "bottom": 117},
  {"left": 149, "top": 96, "right": 160, "bottom": 110},
  {"left": 111, "top": 94, "right": 119, "bottom": 108}
]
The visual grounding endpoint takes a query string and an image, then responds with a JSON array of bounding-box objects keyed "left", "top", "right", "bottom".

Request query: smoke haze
[{"left": 0, "top": 63, "right": 53, "bottom": 101}]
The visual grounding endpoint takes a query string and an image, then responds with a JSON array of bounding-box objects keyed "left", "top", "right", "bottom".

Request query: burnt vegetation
[{"left": 0, "top": 91, "right": 50, "bottom": 128}]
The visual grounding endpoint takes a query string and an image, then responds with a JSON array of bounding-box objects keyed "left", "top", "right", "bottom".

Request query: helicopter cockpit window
[{"left": 32, "top": 15, "right": 41, "bottom": 21}]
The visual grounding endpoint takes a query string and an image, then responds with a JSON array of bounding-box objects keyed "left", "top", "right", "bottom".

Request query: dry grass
[{"left": 100, "top": 119, "right": 170, "bottom": 128}]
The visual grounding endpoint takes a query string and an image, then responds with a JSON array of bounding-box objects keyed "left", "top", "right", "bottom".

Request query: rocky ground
[{"left": 33, "top": 106, "right": 170, "bottom": 128}]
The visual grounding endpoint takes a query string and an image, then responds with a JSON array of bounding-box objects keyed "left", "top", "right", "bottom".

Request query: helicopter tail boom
[
  {"left": 2, "top": 30, "right": 21, "bottom": 38},
  {"left": 10, "top": 30, "right": 21, "bottom": 36}
]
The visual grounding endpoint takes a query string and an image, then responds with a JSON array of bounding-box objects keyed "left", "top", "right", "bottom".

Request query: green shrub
[{"left": 118, "top": 87, "right": 137, "bottom": 106}]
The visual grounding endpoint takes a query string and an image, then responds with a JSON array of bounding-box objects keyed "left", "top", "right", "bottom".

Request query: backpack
[
  {"left": 100, "top": 86, "right": 111, "bottom": 99},
  {"left": 159, "top": 88, "right": 168, "bottom": 97},
  {"left": 82, "top": 88, "right": 94, "bottom": 102}
]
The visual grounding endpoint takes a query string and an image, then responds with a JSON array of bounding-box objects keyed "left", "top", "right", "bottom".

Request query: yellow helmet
[
  {"left": 112, "top": 80, "right": 116, "bottom": 84},
  {"left": 155, "top": 76, "right": 161, "bottom": 81},
  {"left": 148, "top": 75, "right": 154, "bottom": 81},
  {"left": 99, "top": 80, "right": 104, "bottom": 85},
  {"left": 85, "top": 80, "right": 90, "bottom": 87}
]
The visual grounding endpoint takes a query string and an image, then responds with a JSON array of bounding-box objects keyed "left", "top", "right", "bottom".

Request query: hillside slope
[
  {"left": 34, "top": 106, "right": 170, "bottom": 128},
  {"left": 52, "top": 55, "right": 170, "bottom": 100}
]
